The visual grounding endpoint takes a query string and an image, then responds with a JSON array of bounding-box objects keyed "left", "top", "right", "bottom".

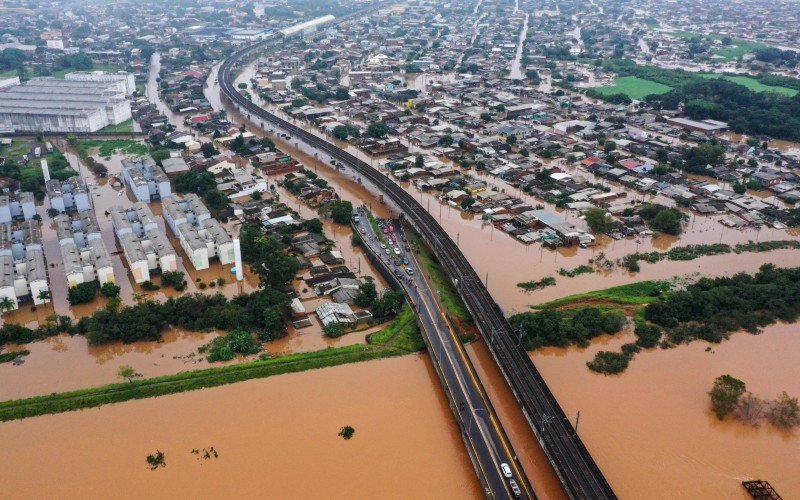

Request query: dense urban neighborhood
[{"left": 1, "top": 0, "right": 799, "bottom": 498}]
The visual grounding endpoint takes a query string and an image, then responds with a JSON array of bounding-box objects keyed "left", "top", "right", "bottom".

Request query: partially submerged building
[
  {"left": 161, "top": 193, "right": 234, "bottom": 270},
  {"left": 0, "top": 192, "right": 36, "bottom": 223},
  {"left": 110, "top": 203, "right": 177, "bottom": 283},
  {"left": 0, "top": 221, "right": 50, "bottom": 309},
  {"left": 121, "top": 157, "right": 172, "bottom": 203},
  {"left": 54, "top": 212, "right": 115, "bottom": 287},
  {"left": 47, "top": 176, "right": 90, "bottom": 213}
]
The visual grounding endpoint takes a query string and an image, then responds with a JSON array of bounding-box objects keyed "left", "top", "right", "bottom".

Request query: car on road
[
  {"left": 360, "top": 228, "right": 366, "bottom": 234},
  {"left": 406, "top": 267, "right": 414, "bottom": 275},
  {"left": 353, "top": 215, "right": 360, "bottom": 222},
  {"left": 394, "top": 268, "right": 403, "bottom": 277},
  {"left": 500, "top": 463, "right": 512, "bottom": 478},
  {"left": 402, "top": 258, "right": 409, "bottom": 266},
  {"left": 380, "top": 243, "right": 386, "bottom": 249},
  {"left": 385, "top": 248, "right": 391, "bottom": 255},
  {"left": 509, "top": 479, "right": 522, "bottom": 498},
  {"left": 393, "top": 247, "right": 401, "bottom": 255}
]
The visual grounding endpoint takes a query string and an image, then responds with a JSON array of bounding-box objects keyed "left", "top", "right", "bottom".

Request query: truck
[
  {"left": 34, "top": 147, "right": 41, "bottom": 158},
  {"left": 45, "top": 142, "right": 53, "bottom": 153}
]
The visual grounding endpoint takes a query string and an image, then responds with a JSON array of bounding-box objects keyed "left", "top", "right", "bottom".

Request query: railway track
[{"left": 218, "top": 18, "right": 616, "bottom": 499}]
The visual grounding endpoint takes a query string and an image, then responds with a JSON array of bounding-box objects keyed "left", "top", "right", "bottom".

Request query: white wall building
[
  {"left": 0, "top": 78, "right": 131, "bottom": 133},
  {"left": 65, "top": 70, "right": 136, "bottom": 95},
  {"left": 110, "top": 203, "right": 177, "bottom": 283},
  {"left": 54, "top": 212, "right": 115, "bottom": 287},
  {"left": 47, "top": 176, "right": 91, "bottom": 213},
  {"left": 162, "top": 194, "right": 233, "bottom": 270},
  {"left": 0, "top": 221, "right": 50, "bottom": 309},
  {"left": 121, "top": 157, "right": 172, "bottom": 203},
  {"left": 0, "top": 192, "right": 36, "bottom": 223}
]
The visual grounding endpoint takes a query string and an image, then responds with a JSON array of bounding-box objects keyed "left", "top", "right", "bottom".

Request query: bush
[
  {"left": 202, "top": 330, "right": 261, "bottom": 362},
  {"left": 633, "top": 322, "right": 661, "bottom": 348},
  {"left": 161, "top": 271, "right": 187, "bottom": 291},
  {"left": 98, "top": 282, "right": 119, "bottom": 298},
  {"left": 586, "top": 351, "right": 631, "bottom": 374},
  {"left": 67, "top": 283, "right": 96, "bottom": 305},
  {"left": 510, "top": 307, "right": 627, "bottom": 350},
  {"left": 323, "top": 322, "right": 344, "bottom": 338}
]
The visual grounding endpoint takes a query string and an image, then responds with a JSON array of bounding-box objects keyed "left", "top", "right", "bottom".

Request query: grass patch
[
  {"left": 595, "top": 76, "right": 672, "bottom": 100},
  {"left": 367, "top": 303, "right": 424, "bottom": 352},
  {"left": 2, "top": 140, "right": 32, "bottom": 159},
  {"left": 534, "top": 280, "right": 671, "bottom": 308},
  {"left": 76, "top": 139, "right": 148, "bottom": 159},
  {"left": 98, "top": 119, "right": 134, "bottom": 133},
  {"left": 0, "top": 344, "right": 403, "bottom": 422},
  {"left": 51, "top": 64, "right": 121, "bottom": 79},
  {"left": 517, "top": 276, "right": 557, "bottom": 291},
  {"left": 698, "top": 74, "right": 797, "bottom": 96},
  {"left": 406, "top": 229, "right": 471, "bottom": 324},
  {"left": 0, "top": 350, "right": 29, "bottom": 363}
]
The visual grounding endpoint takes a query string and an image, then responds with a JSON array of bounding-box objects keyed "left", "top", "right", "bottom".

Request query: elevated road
[
  {"left": 356, "top": 212, "right": 531, "bottom": 499},
  {"left": 218, "top": 22, "right": 616, "bottom": 499}
]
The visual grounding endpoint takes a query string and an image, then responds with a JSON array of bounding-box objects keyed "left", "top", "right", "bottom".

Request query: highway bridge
[
  {"left": 218, "top": 15, "right": 616, "bottom": 499},
  {"left": 357, "top": 212, "right": 532, "bottom": 499}
]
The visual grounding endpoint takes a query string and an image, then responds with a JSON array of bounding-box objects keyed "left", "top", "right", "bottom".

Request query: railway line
[{"left": 218, "top": 17, "right": 616, "bottom": 499}]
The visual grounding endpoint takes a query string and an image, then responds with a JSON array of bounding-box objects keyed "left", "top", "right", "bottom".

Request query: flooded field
[
  {"left": 0, "top": 355, "right": 483, "bottom": 499},
  {"left": 532, "top": 323, "right": 800, "bottom": 498}
]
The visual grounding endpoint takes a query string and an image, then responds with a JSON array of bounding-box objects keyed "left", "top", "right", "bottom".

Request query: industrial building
[
  {"left": 0, "top": 192, "right": 36, "bottom": 223},
  {"left": 0, "top": 221, "right": 50, "bottom": 310},
  {"left": 54, "top": 212, "right": 115, "bottom": 287},
  {"left": 47, "top": 176, "right": 91, "bottom": 213},
  {"left": 280, "top": 15, "right": 335, "bottom": 38},
  {"left": 110, "top": 203, "right": 177, "bottom": 283},
  {"left": 0, "top": 78, "right": 132, "bottom": 133},
  {"left": 64, "top": 70, "right": 137, "bottom": 95},
  {"left": 121, "top": 157, "right": 172, "bottom": 203},
  {"left": 161, "top": 194, "right": 234, "bottom": 270}
]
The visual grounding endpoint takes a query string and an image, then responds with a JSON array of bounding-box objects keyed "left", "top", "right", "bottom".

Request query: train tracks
[{"left": 218, "top": 19, "right": 616, "bottom": 499}]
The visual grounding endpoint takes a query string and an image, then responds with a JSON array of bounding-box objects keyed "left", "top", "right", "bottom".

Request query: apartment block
[
  {"left": 47, "top": 176, "right": 90, "bottom": 213},
  {"left": 0, "top": 221, "right": 49, "bottom": 309},
  {"left": 54, "top": 212, "right": 115, "bottom": 287},
  {"left": 161, "top": 193, "right": 234, "bottom": 270},
  {"left": 121, "top": 157, "right": 172, "bottom": 203},
  {"left": 0, "top": 191, "right": 36, "bottom": 223},
  {"left": 109, "top": 203, "right": 177, "bottom": 283}
]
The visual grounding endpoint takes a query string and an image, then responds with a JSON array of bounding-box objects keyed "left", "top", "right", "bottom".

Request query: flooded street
[{"left": 0, "top": 355, "right": 483, "bottom": 499}]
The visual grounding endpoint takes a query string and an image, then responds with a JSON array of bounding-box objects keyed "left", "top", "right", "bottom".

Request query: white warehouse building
[
  {"left": 0, "top": 221, "right": 50, "bottom": 310},
  {"left": 162, "top": 194, "right": 234, "bottom": 270},
  {"left": 54, "top": 212, "right": 115, "bottom": 287},
  {"left": 0, "top": 78, "right": 131, "bottom": 133},
  {"left": 110, "top": 203, "right": 177, "bottom": 283},
  {"left": 64, "top": 70, "right": 137, "bottom": 95}
]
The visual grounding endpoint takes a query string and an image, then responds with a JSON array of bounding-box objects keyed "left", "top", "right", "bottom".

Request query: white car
[
  {"left": 393, "top": 247, "right": 401, "bottom": 255},
  {"left": 500, "top": 463, "right": 512, "bottom": 478},
  {"left": 380, "top": 243, "right": 386, "bottom": 249}
]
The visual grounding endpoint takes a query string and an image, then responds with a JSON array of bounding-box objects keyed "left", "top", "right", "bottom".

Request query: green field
[
  {"left": 76, "top": 138, "right": 148, "bottom": 159},
  {"left": 595, "top": 76, "right": 673, "bottom": 100},
  {"left": 51, "top": 64, "right": 122, "bottom": 79},
  {"left": 366, "top": 303, "right": 424, "bottom": 352},
  {"left": 98, "top": 118, "right": 134, "bottom": 133},
  {"left": 698, "top": 73, "right": 798, "bottom": 96},
  {"left": 532, "top": 281, "right": 672, "bottom": 309},
  {"left": 668, "top": 31, "right": 769, "bottom": 61}
]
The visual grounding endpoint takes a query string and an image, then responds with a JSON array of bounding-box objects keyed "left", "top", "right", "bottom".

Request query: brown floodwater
[
  {"left": 0, "top": 355, "right": 483, "bottom": 499},
  {"left": 531, "top": 323, "right": 800, "bottom": 498}
]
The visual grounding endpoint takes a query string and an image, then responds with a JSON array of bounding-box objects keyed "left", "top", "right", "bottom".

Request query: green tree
[
  {"left": 355, "top": 280, "right": 377, "bottom": 308},
  {"left": 438, "top": 135, "right": 454, "bottom": 147},
  {"left": 732, "top": 181, "right": 746, "bottom": 194},
  {"left": 0, "top": 296, "right": 15, "bottom": 314},
  {"left": 306, "top": 218, "right": 323, "bottom": 234},
  {"left": 584, "top": 208, "right": 614, "bottom": 234},
  {"left": 117, "top": 364, "right": 142, "bottom": 383},
  {"left": 709, "top": 375, "right": 746, "bottom": 419},
  {"left": 366, "top": 121, "right": 389, "bottom": 139},
  {"left": 200, "top": 142, "right": 218, "bottom": 158},
  {"left": 332, "top": 125, "right": 349, "bottom": 140},
  {"left": 100, "top": 282, "right": 121, "bottom": 298},
  {"left": 67, "top": 283, "right": 96, "bottom": 305},
  {"left": 323, "top": 321, "right": 343, "bottom": 338}
]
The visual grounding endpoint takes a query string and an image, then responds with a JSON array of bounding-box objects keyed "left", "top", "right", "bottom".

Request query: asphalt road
[{"left": 356, "top": 209, "right": 533, "bottom": 499}]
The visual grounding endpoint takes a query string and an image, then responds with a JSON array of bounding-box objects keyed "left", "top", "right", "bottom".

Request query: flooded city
[{"left": 2, "top": 0, "right": 800, "bottom": 498}]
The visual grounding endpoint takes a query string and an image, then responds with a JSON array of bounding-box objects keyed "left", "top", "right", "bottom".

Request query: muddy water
[
  {"left": 203, "top": 59, "right": 800, "bottom": 497},
  {"left": 0, "top": 355, "right": 483, "bottom": 499},
  {"left": 532, "top": 323, "right": 800, "bottom": 498}
]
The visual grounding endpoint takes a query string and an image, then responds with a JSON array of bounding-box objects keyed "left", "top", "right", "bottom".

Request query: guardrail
[{"left": 219, "top": 16, "right": 616, "bottom": 499}]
